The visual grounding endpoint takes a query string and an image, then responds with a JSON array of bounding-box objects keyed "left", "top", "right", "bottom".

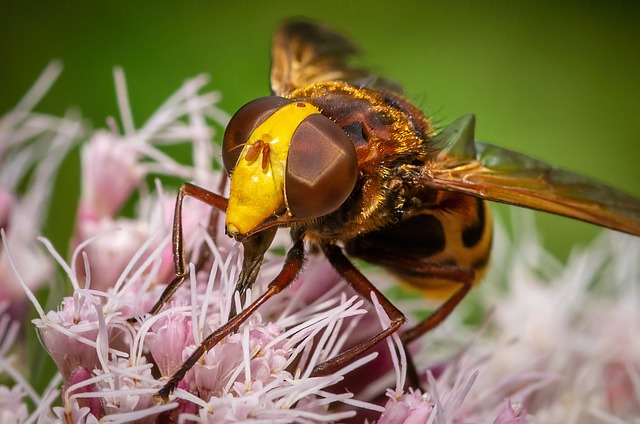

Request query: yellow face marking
[{"left": 226, "top": 101, "right": 322, "bottom": 235}]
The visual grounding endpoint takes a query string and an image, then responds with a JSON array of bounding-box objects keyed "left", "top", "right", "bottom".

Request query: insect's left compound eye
[
  {"left": 285, "top": 114, "right": 358, "bottom": 219},
  {"left": 222, "top": 96, "right": 293, "bottom": 174}
]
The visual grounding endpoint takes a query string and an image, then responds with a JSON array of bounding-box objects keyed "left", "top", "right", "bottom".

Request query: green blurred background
[{"left": 1, "top": 1, "right": 639, "bottom": 260}]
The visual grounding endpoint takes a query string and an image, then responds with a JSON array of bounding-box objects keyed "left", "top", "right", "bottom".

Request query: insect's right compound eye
[
  {"left": 285, "top": 113, "right": 358, "bottom": 219},
  {"left": 222, "top": 96, "right": 293, "bottom": 174}
]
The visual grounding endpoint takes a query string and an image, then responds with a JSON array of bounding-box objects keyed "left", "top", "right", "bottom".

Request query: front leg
[
  {"left": 156, "top": 231, "right": 306, "bottom": 401},
  {"left": 128, "top": 182, "right": 228, "bottom": 323}
]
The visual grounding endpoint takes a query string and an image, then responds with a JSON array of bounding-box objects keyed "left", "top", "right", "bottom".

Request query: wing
[
  {"left": 421, "top": 114, "right": 640, "bottom": 236},
  {"left": 270, "top": 20, "right": 400, "bottom": 96}
]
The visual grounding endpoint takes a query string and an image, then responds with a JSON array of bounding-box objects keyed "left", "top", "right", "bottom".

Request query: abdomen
[{"left": 345, "top": 194, "right": 493, "bottom": 299}]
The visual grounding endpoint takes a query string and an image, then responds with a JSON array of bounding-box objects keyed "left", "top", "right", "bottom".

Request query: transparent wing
[
  {"left": 270, "top": 20, "right": 400, "bottom": 96},
  {"left": 422, "top": 115, "right": 640, "bottom": 236}
]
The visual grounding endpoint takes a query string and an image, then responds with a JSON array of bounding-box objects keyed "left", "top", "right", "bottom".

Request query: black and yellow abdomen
[
  {"left": 400, "top": 195, "right": 492, "bottom": 298},
  {"left": 345, "top": 193, "right": 493, "bottom": 299}
]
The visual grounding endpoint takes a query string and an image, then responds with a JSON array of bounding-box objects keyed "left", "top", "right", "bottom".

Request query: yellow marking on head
[{"left": 226, "top": 101, "right": 322, "bottom": 235}]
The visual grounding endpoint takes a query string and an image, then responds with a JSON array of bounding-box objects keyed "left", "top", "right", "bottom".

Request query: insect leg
[
  {"left": 399, "top": 264, "right": 474, "bottom": 345},
  {"left": 156, "top": 234, "right": 306, "bottom": 401},
  {"left": 311, "top": 243, "right": 407, "bottom": 377},
  {"left": 192, "top": 174, "right": 229, "bottom": 270},
  {"left": 127, "top": 182, "right": 228, "bottom": 324},
  {"left": 395, "top": 265, "right": 474, "bottom": 387}
]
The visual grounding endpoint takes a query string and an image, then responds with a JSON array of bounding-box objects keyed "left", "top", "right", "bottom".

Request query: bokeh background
[{"left": 2, "top": 1, "right": 639, "bottom": 260}]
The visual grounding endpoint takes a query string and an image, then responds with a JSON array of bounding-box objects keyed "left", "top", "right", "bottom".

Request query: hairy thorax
[{"left": 288, "top": 81, "right": 436, "bottom": 242}]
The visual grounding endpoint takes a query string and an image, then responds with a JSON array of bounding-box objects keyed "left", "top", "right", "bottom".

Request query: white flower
[
  {"left": 0, "top": 386, "right": 30, "bottom": 423},
  {"left": 0, "top": 300, "right": 60, "bottom": 423},
  {"left": 0, "top": 61, "right": 82, "bottom": 320}
]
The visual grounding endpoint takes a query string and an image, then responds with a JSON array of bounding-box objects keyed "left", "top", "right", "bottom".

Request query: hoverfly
[{"left": 140, "top": 20, "right": 640, "bottom": 400}]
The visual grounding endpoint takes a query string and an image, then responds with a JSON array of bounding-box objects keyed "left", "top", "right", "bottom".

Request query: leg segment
[
  {"left": 156, "top": 235, "right": 305, "bottom": 400},
  {"left": 128, "top": 182, "right": 228, "bottom": 323},
  {"left": 310, "top": 244, "right": 407, "bottom": 377},
  {"left": 399, "top": 266, "right": 474, "bottom": 387},
  {"left": 312, "top": 245, "right": 474, "bottom": 389},
  {"left": 188, "top": 174, "right": 229, "bottom": 274},
  {"left": 400, "top": 266, "right": 474, "bottom": 345}
]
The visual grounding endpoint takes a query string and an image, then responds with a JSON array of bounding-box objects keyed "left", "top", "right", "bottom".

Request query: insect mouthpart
[{"left": 225, "top": 223, "right": 242, "bottom": 239}]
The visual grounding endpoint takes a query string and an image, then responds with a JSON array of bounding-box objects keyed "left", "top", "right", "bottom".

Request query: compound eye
[
  {"left": 285, "top": 114, "right": 358, "bottom": 219},
  {"left": 222, "top": 96, "right": 292, "bottom": 174}
]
